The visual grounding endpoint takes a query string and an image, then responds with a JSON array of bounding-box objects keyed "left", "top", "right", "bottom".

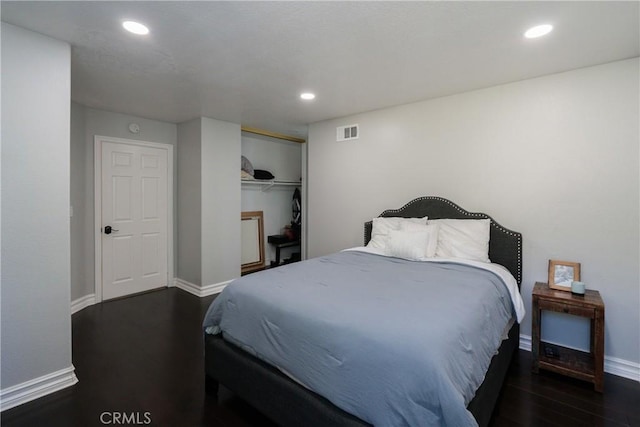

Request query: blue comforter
[{"left": 203, "top": 250, "right": 518, "bottom": 427}]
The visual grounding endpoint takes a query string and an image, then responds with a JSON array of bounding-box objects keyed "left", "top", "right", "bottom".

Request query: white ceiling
[{"left": 2, "top": 1, "right": 638, "bottom": 138}]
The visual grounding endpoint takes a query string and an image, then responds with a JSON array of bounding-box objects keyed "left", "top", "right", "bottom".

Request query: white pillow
[
  {"left": 399, "top": 222, "right": 439, "bottom": 258},
  {"left": 384, "top": 229, "right": 430, "bottom": 261},
  {"left": 430, "top": 218, "right": 491, "bottom": 263},
  {"left": 367, "top": 216, "right": 428, "bottom": 250}
]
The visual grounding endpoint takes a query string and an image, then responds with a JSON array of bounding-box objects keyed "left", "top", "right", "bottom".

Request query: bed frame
[{"left": 205, "top": 196, "right": 523, "bottom": 427}]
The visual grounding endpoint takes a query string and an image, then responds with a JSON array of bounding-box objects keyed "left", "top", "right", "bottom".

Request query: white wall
[
  {"left": 176, "top": 119, "right": 203, "bottom": 286},
  {"left": 176, "top": 117, "right": 241, "bottom": 289},
  {"left": 70, "top": 103, "right": 86, "bottom": 301},
  {"left": 201, "top": 118, "right": 241, "bottom": 286},
  {"left": 308, "top": 58, "right": 639, "bottom": 366},
  {"left": 241, "top": 132, "right": 303, "bottom": 263},
  {"left": 69, "top": 104, "right": 177, "bottom": 300},
  {"left": 1, "top": 22, "right": 74, "bottom": 392}
]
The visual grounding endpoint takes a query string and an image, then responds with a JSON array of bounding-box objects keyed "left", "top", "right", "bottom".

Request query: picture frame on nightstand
[{"left": 548, "top": 260, "right": 581, "bottom": 292}]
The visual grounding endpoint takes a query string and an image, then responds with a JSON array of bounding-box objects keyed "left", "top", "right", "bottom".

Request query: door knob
[{"left": 104, "top": 225, "right": 119, "bottom": 235}]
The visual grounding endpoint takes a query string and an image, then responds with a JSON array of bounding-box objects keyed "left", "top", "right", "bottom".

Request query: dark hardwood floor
[{"left": 2, "top": 288, "right": 638, "bottom": 427}]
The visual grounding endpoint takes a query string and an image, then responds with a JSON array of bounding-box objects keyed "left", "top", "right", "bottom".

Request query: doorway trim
[{"left": 94, "top": 135, "right": 174, "bottom": 303}]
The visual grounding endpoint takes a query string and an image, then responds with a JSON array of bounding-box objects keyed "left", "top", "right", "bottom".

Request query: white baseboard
[
  {"left": 0, "top": 366, "right": 78, "bottom": 412},
  {"left": 173, "top": 278, "right": 231, "bottom": 297},
  {"left": 604, "top": 355, "right": 640, "bottom": 381},
  {"left": 519, "top": 333, "right": 640, "bottom": 382},
  {"left": 519, "top": 334, "right": 532, "bottom": 351},
  {"left": 70, "top": 293, "right": 96, "bottom": 315},
  {"left": 69, "top": 276, "right": 228, "bottom": 314}
]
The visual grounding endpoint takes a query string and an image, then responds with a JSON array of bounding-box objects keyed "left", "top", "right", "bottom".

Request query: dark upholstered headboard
[{"left": 364, "top": 196, "right": 522, "bottom": 286}]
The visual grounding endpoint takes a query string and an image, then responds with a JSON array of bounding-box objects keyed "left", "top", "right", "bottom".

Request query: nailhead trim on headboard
[{"left": 364, "top": 196, "right": 522, "bottom": 285}]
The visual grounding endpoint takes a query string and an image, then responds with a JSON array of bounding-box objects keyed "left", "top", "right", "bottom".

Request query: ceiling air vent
[{"left": 336, "top": 124, "right": 359, "bottom": 142}]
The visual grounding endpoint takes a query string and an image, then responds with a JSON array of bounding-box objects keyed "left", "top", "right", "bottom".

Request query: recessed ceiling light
[
  {"left": 300, "top": 93, "right": 316, "bottom": 100},
  {"left": 524, "top": 24, "right": 553, "bottom": 39},
  {"left": 122, "top": 21, "right": 149, "bottom": 35}
]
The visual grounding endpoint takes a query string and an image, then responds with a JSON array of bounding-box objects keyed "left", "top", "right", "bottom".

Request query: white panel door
[{"left": 102, "top": 141, "right": 168, "bottom": 300}]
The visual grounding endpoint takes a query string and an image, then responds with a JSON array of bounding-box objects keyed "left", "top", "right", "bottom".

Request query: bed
[{"left": 203, "top": 196, "right": 523, "bottom": 427}]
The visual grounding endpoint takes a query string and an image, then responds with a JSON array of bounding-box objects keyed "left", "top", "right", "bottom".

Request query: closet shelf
[{"left": 241, "top": 179, "right": 302, "bottom": 192}]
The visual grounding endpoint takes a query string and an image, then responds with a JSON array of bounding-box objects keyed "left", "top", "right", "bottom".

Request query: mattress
[{"left": 203, "top": 249, "right": 524, "bottom": 427}]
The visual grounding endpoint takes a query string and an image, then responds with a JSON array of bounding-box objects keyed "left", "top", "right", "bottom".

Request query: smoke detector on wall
[{"left": 336, "top": 124, "right": 359, "bottom": 142}]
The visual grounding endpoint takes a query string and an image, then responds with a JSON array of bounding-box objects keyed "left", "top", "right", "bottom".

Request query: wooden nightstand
[{"left": 531, "top": 282, "right": 605, "bottom": 392}]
